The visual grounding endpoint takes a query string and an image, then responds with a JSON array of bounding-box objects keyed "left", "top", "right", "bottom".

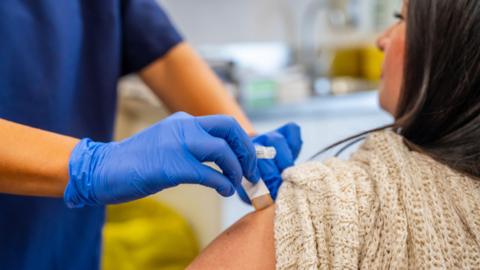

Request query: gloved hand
[
  {"left": 64, "top": 112, "right": 260, "bottom": 208},
  {"left": 237, "top": 123, "right": 302, "bottom": 203}
]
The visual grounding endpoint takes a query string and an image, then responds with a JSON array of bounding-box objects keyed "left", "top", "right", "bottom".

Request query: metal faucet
[{"left": 300, "top": 0, "right": 359, "bottom": 91}]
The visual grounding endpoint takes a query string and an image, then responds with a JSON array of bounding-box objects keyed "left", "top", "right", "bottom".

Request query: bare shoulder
[{"left": 187, "top": 205, "right": 276, "bottom": 270}]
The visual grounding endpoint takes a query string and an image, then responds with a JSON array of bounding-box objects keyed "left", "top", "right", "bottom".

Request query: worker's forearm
[
  {"left": 139, "top": 42, "right": 256, "bottom": 135},
  {"left": 0, "top": 119, "right": 78, "bottom": 197}
]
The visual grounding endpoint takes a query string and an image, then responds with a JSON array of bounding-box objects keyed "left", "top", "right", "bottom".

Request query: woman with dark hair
[{"left": 186, "top": 0, "right": 480, "bottom": 269}]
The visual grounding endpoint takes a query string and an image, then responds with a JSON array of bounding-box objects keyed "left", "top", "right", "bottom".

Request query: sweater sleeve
[{"left": 274, "top": 159, "right": 378, "bottom": 270}]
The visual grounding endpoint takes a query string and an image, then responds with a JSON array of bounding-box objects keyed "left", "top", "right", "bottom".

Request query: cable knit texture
[{"left": 274, "top": 130, "right": 480, "bottom": 269}]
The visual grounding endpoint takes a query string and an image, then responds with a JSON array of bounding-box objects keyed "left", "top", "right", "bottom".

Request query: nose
[
  {"left": 376, "top": 32, "right": 388, "bottom": 52},
  {"left": 376, "top": 36, "right": 386, "bottom": 52},
  {"left": 376, "top": 25, "right": 394, "bottom": 52}
]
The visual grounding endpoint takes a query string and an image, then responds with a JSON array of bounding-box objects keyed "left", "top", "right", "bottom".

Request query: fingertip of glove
[
  {"left": 285, "top": 122, "right": 301, "bottom": 131},
  {"left": 218, "top": 185, "right": 235, "bottom": 197},
  {"left": 247, "top": 171, "right": 260, "bottom": 185}
]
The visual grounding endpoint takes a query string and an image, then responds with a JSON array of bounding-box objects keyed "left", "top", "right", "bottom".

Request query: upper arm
[{"left": 187, "top": 205, "right": 276, "bottom": 270}]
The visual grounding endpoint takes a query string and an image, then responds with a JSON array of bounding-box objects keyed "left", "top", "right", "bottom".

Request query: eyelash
[{"left": 394, "top": 12, "right": 404, "bottom": 20}]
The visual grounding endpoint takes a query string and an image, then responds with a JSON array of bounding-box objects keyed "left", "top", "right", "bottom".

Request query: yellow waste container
[{"left": 102, "top": 198, "right": 199, "bottom": 270}]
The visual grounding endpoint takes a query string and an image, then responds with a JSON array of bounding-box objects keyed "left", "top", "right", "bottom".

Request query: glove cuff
[{"left": 64, "top": 138, "right": 104, "bottom": 208}]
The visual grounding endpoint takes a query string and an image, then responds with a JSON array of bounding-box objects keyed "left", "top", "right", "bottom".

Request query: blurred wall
[
  {"left": 159, "top": 0, "right": 299, "bottom": 46},
  {"left": 158, "top": 0, "right": 397, "bottom": 48}
]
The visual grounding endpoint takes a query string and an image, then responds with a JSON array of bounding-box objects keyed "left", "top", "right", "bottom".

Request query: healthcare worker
[{"left": 0, "top": 1, "right": 302, "bottom": 269}]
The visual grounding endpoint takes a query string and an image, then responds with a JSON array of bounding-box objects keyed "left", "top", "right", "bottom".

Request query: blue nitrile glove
[
  {"left": 64, "top": 112, "right": 260, "bottom": 208},
  {"left": 237, "top": 123, "right": 302, "bottom": 203}
]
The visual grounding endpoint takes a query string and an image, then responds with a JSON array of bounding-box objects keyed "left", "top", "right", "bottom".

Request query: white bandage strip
[
  {"left": 255, "top": 146, "right": 277, "bottom": 159},
  {"left": 241, "top": 146, "right": 276, "bottom": 200},
  {"left": 241, "top": 177, "right": 270, "bottom": 199}
]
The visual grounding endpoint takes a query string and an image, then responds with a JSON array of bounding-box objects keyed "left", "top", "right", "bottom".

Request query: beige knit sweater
[{"left": 274, "top": 130, "right": 480, "bottom": 269}]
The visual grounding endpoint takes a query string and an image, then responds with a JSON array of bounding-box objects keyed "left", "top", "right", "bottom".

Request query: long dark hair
[{"left": 313, "top": 0, "right": 480, "bottom": 178}]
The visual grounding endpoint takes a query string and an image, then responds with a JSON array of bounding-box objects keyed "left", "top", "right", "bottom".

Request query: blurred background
[{"left": 107, "top": 0, "right": 399, "bottom": 268}]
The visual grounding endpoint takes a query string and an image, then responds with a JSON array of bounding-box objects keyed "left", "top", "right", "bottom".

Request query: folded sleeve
[
  {"left": 274, "top": 159, "right": 378, "bottom": 270},
  {"left": 121, "top": 0, "right": 183, "bottom": 74}
]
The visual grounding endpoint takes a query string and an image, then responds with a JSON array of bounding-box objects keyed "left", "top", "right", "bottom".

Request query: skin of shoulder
[{"left": 187, "top": 205, "right": 276, "bottom": 270}]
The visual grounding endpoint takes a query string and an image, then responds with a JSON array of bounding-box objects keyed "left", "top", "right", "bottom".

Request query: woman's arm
[
  {"left": 187, "top": 205, "right": 276, "bottom": 270},
  {"left": 138, "top": 42, "right": 256, "bottom": 135},
  {"left": 0, "top": 119, "right": 78, "bottom": 197}
]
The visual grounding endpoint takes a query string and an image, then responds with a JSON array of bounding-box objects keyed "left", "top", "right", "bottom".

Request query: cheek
[{"left": 379, "top": 26, "right": 405, "bottom": 115}]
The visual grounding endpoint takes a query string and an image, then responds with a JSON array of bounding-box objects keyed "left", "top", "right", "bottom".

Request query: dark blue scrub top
[{"left": 0, "top": 1, "right": 182, "bottom": 269}]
